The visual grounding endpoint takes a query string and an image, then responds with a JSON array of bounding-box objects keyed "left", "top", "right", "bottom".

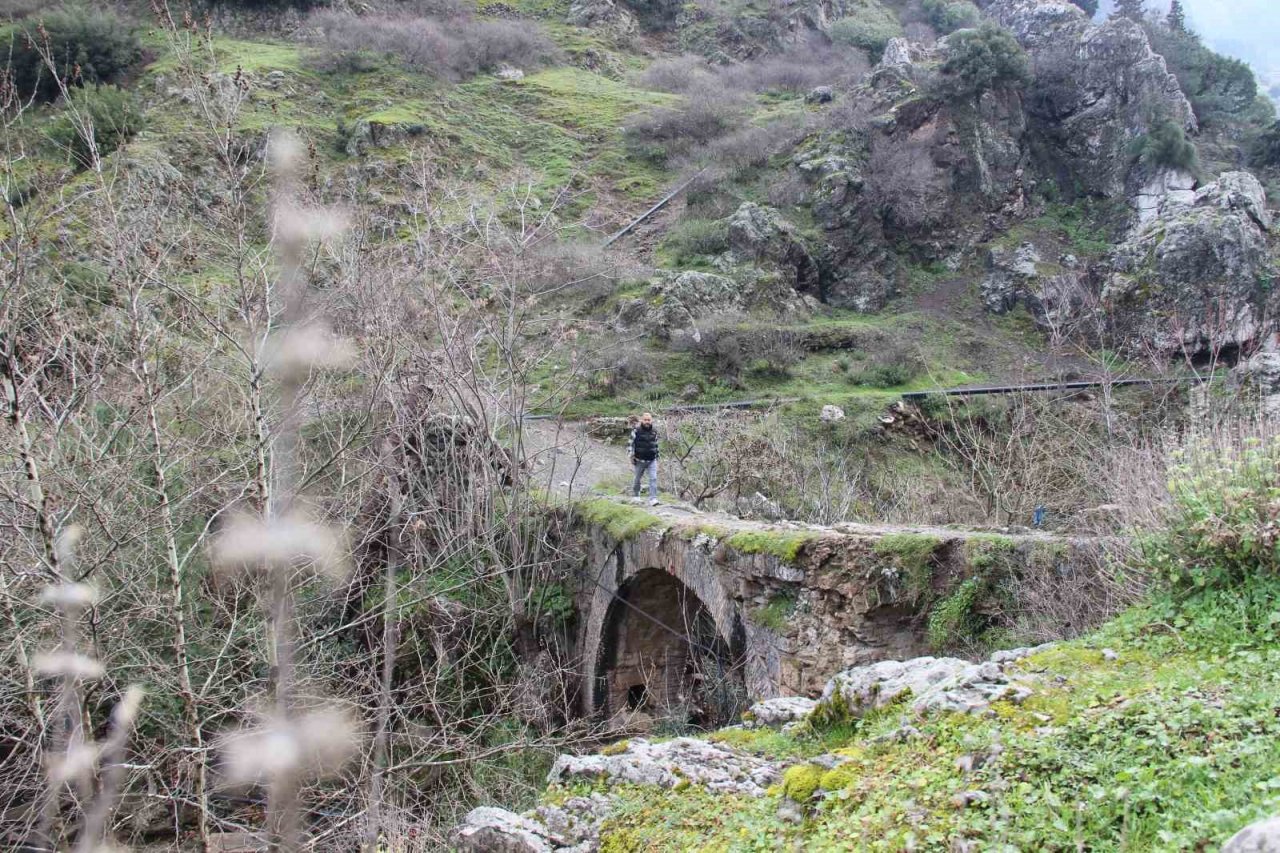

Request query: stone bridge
[{"left": 571, "top": 500, "right": 1108, "bottom": 724}]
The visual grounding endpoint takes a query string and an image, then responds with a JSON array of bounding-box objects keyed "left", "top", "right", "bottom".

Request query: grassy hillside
[{"left": 557, "top": 579, "right": 1280, "bottom": 850}]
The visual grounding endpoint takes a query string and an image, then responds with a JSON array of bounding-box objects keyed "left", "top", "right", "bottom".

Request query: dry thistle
[
  {"left": 263, "top": 322, "right": 357, "bottom": 382},
  {"left": 222, "top": 706, "right": 361, "bottom": 785},
  {"left": 32, "top": 650, "right": 106, "bottom": 681},
  {"left": 210, "top": 511, "right": 350, "bottom": 582}
]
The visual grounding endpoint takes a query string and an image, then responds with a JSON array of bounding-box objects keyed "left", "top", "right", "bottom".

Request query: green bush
[
  {"left": 926, "top": 576, "right": 984, "bottom": 649},
  {"left": 1139, "top": 438, "right": 1280, "bottom": 592},
  {"left": 1133, "top": 118, "right": 1198, "bottom": 172},
  {"left": 661, "top": 218, "right": 729, "bottom": 264},
  {"left": 939, "top": 21, "right": 1031, "bottom": 101},
  {"left": 921, "top": 0, "right": 980, "bottom": 33},
  {"left": 1250, "top": 121, "right": 1280, "bottom": 168},
  {"left": 11, "top": 5, "right": 142, "bottom": 102},
  {"left": 47, "top": 84, "right": 143, "bottom": 168},
  {"left": 830, "top": 8, "right": 903, "bottom": 60}
]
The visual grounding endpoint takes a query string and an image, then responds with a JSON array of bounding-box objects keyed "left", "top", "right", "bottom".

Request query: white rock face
[
  {"left": 1223, "top": 817, "right": 1280, "bottom": 853},
  {"left": 548, "top": 737, "right": 783, "bottom": 797},
  {"left": 1134, "top": 169, "right": 1196, "bottom": 224},
  {"left": 815, "top": 649, "right": 1045, "bottom": 719},
  {"left": 820, "top": 405, "right": 846, "bottom": 423},
  {"left": 1108, "top": 170, "right": 1275, "bottom": 357},
  {"left": 879, "top": 37, "right": 913, "bottom": 68},
  {"left": 746, "top": 696, "right": 818, "bottom": 726},
  {"left": 456, "top": 806, "right": 555, "bottom": 853}
]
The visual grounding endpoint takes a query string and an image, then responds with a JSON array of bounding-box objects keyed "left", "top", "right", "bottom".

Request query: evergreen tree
[
  {"left": 1068, "top": 0, "right": 1098, "bottom": 17},
  {"left": 1112, "top": 0, "right": 1145, "bottom": 21},
  {"left": 1167, "top": 0, "right": 1188, "bottom": 32}
]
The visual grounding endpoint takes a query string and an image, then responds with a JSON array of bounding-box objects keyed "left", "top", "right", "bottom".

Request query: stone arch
[{"left": 595, "top": 568, "right": 744, "bottom": 725}]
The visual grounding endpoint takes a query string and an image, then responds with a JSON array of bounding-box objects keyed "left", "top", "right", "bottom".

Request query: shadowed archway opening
[{"left": 596, "top": 567, "right": 746, "bottom": 729}]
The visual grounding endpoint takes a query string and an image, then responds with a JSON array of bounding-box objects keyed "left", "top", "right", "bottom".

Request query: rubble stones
[{"left": 548, "top": 737, "right": 784, "bottom": 797}]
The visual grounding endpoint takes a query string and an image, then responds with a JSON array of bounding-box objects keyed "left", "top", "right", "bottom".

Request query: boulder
[
  {"left": 981, "top": 242, "right": 1042, "bottom": 314},
  {"left": 1224, "top": 817, "right": 1280, "bottom": 853},
  {"left": 585, "top": 416, "right": 635, "bottom": 444},
  {"left": 820, "top": 405, "right": 846, "bottom": 423},
  {"left": 548, "top": 737, "right": 783, "bottom": 796},
  {"left": 745, "top": 696, "right": 817, "bottom": 726},
  {"left": 813, "top": 653, "right": 1036, "bottom": 720},
  {"left": 1106, "top": 171, "right": 1276, "bottom": 357},
  {"left": 879, "top": 37, "right": 913, "bottom": 69},
  {"left": 455, "top": 807, "right": 555, "bottom": 853},
  {"left": 617, "top": 268, "right": 807, "bottom": 337},
  {"left": 805, "top": 85, "right": 835, "bottom": 104},
  {"left": 566, "top": 0, "right": 637, "bottom": 35}
]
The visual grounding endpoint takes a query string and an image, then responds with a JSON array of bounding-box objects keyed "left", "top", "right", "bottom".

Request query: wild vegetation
[{"left": 1, "top": 0, "right": 1278, "bottom": 848}]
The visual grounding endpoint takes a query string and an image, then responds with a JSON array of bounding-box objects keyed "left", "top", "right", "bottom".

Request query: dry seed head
[
  {"left": 264, "top": 322, "right": 357, "bottom": 381},
  {"left": 274, "top": 203, "right": 349, "bottom": 245},
  {"left": 267, "top": 130, "right": 304, "bottom": 179},
  {"left": 210, "top": 512, "right": 349, "bottom": 581},
  {"left": 222, "top": 706, "right": 360, "bottom": 784},
  {"left": 112, "top": 685, "right": 146, "bottom": 727},
  {"left": 55, "top": 524, "right": 85, "bottom": 565},
  {"left": 40, "top": 582, "right": 99, "bottom": 611},
  {"left": 47, "top": 742, "right": 100, "bottom": 785},
  {"left": 34, "top": 650, "right": 106, "bottom": 681}
]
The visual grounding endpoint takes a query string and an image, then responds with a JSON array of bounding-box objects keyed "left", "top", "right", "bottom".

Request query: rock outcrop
[
  {"left": 1105, "top": 171, "right": 1275, "bottom": 357},
  {"left": 812, "top": 649, "right": 1044, "bottom": 721},
  {"left": 566, "top": 0, "right": 637, "bottom": 35},
  {"left": 616, "top": 268, "right": 809, "bottom": 337},
  {"left": 548, "top": 737, "right": 784, "bottom": 796},
  {"left": 981, "top": 0, "right": 1195, "bottom": 198},
  {"left": 744, "top": 696, "right": 817, "bottom": 727},
  {"left": 982, "top": 242, "right": 1043, "bottom": 314},
  {"left": 724, "top": 202, "right": 822, "bottom": 297},
  {"left": 456, "top": 795, "right": 613, "bottom": 853}
]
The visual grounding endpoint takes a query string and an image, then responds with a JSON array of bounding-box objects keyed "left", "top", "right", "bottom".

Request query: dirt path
[{"left": 523, "top": 418, "right": 1101, "bottom": 545}]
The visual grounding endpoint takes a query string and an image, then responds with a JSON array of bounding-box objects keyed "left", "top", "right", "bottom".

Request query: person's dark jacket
[{"left": 629, "top": 424, "right": 659, "bottom": 462}]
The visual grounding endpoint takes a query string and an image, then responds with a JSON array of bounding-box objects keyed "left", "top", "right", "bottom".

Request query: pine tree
[
  {"left": 1167, "top": 0, "right": 1187, "bottom": 32},
  {"left": 1112, "top": 0, "right": 1145, "bottom": 21}
]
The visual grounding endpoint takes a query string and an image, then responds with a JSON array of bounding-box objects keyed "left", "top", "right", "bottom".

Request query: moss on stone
[
  {"left": 577, "top": 499, "right": 664, "bottom": 541},
  {"left": 781, "top": 763, "right": 824, "bottom": 802},
  {"left": 600, "top": 739, "right": 631, "bottom": 756},
  {"left": 873, "top": 533, "right": 943, "bottom": 603},
  {"left": 819, "top": 762, "right": 861, "bottom": 792},
  {"left": 726, "top": 529, "right": 817, "bottom": 563}
]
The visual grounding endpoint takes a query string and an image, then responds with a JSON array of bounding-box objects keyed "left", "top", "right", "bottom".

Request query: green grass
[
  {"left": 575, "top": 498, "right": 664, "bottom": 540},
  {"left": 751, "top": 592, "right": 798, "bottom": 631},
  {"left": 552, "top": 575, "right": 1280, "bottom": 851},
  {"left": 725, "top": 529, "right": 818, "bottom": 563}
]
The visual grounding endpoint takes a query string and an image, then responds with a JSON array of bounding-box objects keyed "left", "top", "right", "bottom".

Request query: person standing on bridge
[{"left": 629, "top": 412, "right": 660, "bottom": 506}]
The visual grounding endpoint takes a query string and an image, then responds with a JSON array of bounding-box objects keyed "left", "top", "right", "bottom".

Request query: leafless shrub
[
  {"left": 623, "top": 89, "right": 746, "bottom": 163},
  {"left": 307, "top": 10, "right": 559, "bottom": 81},
  {"left": 670, "top": 318, "right": 803, "bottom": 382},
  {"left": 767, "top": 170, "right": 808, "bottom": 207},
  {"left": 863, "top": 136, "right": 946, "bottom": 233},
  {"left": 585, "top": 339, "right": 649, "bottom": 399},
  {"left": 689, "top": 114, "right": 809, "bottom": 175},
  {"left": 522, "top": 239, "right": 649, "bottom": 306},
  {"left": 726, "top": 44, "right": 870, "bottom": 94},
  {"left": 635, "top": 54, "right": 718, "bottom": 93}
]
